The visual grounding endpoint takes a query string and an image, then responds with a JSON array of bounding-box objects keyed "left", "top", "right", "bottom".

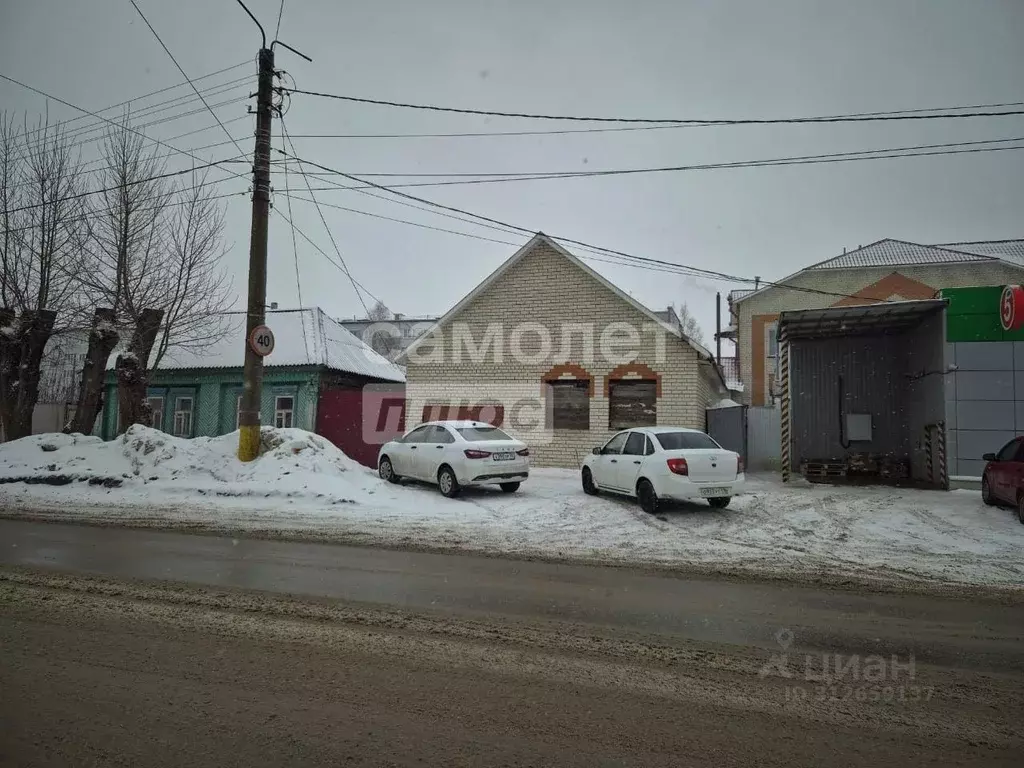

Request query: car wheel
[
  {"left": 500, "top": 482, "right": 520, "bottom": 493},
  {"left": 708, "top": 496, "right": 731, "bottom": 509},
  {"left": 1017, "top": 494, "right": 1024, "bottom": 525},
  {"left": 637, "top": 479, "right": 659, "bottom": 515},
  {"left": 379, "top": 456, "right": 400, "bottom": 484},
  {"left": 437, "top": 465, "right": 461, "bottom": 498},
  {"left": 981, "top": 474, "right": 995, "bottom": 506},
  {"left": 582, "top": 468, "right": 599, "bottom": 496}
]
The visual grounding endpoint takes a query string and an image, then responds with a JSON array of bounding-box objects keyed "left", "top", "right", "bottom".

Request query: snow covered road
[{"left": 1, "top": 427, "right": 1022, "bottom": 589}]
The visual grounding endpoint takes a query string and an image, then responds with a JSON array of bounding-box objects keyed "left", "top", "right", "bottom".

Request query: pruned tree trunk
[
  {"left": 65, "top": 308, "right": 119, "bottom": 434},
  {"left": 0, "top": 308, "right": 57, "bottom": 441},
  {"left": 115, "top": 308, "right": 163, "bottom": 434},
  {"left": 0, "top": 307, "right": 18, "bottom": 439}
]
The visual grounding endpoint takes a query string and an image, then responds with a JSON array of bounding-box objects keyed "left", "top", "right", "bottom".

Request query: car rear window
[
  {"left": 654, "top": 432, "right": 720, "bottom": 450},
  {"left": 456, "top": 426, "right": 513, "bottom": 441}
]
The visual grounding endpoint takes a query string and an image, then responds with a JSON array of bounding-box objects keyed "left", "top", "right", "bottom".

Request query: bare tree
[
  {"left": 674, "top": 303, "right": 705, "bottom": 345},
  {"left": 73, "top": 118, "right": 232, "bottom": 434},
  {"left": 0, "top": 113, "right": 88, "bottom": 440},
  {"left": 365, "top": 299, "right": 399, "bottom": 358}
]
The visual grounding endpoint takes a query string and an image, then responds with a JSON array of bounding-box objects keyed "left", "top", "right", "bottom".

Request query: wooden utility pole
[{"left": 238, "top": 46, "right": 275, "bottom": 461}]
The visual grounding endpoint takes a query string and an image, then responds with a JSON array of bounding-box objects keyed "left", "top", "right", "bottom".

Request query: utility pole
[{"left": 238, "top": 45, "right": 275, "bottom": 461}]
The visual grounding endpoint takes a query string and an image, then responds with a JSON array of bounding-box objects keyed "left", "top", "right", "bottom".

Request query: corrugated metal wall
[
  {"left": 747, "top": 406, "right": 781, "bottom": 470},
  {"left": 789, "top": 335, "right": 909, "bottom": 463},
  {"left": 904, "top": 311, "right": 947, "bottom": 481}
]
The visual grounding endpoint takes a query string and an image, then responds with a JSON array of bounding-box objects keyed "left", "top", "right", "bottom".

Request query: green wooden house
[{"left": 99, "top": 308, "right": 406, "bottom": 463}]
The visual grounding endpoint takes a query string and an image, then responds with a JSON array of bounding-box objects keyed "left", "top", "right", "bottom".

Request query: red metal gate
[{"left": 316, "top": 386, "right": 406, "bottom": 469}]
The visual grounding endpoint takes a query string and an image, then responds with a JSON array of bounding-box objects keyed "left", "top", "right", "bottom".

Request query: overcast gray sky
[{"left": 2, "top": 0, "right": 1022, "bottom": 346}]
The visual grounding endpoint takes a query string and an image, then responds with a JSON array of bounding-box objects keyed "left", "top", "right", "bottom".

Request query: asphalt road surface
[{"left": 2, "top": 519, "right": 1022, "bottom": 766}]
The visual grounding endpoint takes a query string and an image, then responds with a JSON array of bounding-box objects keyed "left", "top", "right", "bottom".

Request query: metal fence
[{"left": 746, "top": 406, "right": 781, "bottom": 471}]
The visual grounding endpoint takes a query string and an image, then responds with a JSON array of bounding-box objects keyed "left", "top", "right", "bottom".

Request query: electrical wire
[
  {"left": 266, "top": 148, "right": 890, "bottom": 301},
  {"left": 129, "top": 0, "right": 251, "bottom": 163},
  {"left": 274, "top": 0, "right": 286, "bottom": 40},
  {"left": 279, "top": 122, "right": 309, "bottom": 359},
  {"left": 280, "top": 118, "right": 371, "bottom": 314},
  {"left": 283, "top": 88, "right": 1024, "bottom": 125}
]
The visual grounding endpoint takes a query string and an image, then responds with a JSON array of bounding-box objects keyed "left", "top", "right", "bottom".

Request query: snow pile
[
  {"left": 2, "top": 431, "right": 1023, "bottom": 588},
  {"left": 0, "top": 426, "right": 377, "bottom": 503}
]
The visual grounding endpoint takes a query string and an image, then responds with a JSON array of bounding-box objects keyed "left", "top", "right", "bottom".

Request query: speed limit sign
[{"left": 249, "top": 324, "right": 275, "bottom": 357}]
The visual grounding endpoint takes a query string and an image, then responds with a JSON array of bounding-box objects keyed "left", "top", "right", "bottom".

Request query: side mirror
[
  {"left": 592, "top": 447, "right": 602, "bottom": 455},
  {"left": 982, "top": 453, "right": 996, "bottom": 462}
]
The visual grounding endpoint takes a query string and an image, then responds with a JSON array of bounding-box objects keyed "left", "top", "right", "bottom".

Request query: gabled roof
[
  {"left": 807, "top": 239, "right": 993, "bottom": 270},
  {"left": 149, "top": 308, "right": 405, "bottom": 381},
  {"left": 934, "top": 239, "right": 1024, "bottom": 267},
  {"left": 400, "top": 233, "right": 712, "bottom": 361}
]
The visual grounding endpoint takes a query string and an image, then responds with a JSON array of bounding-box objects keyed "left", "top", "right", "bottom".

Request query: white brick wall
[
  {"left": 735, "top": 261, "right": 1024, "bottom": 404},
  {"left": 405, "top": 240, "right": 706, "bottom": 467}
]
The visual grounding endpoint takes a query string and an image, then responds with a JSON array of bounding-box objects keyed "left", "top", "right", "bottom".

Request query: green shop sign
[{"left": 941, "top": 285, "right": 1024, "bottom": 342}]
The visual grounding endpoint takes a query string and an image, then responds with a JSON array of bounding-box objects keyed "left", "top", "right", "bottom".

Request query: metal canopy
[{"left": 778, "top": 299, "right": 947, "bottom": 341}]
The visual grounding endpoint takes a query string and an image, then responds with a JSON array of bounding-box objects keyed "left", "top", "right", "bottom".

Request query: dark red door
[{"left": 316, "top": 386, "right": 406, "bottom": 469}]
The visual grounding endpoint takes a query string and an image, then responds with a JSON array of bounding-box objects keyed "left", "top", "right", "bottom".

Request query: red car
[{"left": 982, "top": 436, "right": 1024, "bottom": 524}]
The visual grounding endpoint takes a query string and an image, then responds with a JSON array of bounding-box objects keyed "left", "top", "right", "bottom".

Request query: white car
[
  {"left": 581, "top": 427, "right": 743, "bottom": 514},
  {"left": 377, "top": 420, "right": 530, "bottom": 498}
]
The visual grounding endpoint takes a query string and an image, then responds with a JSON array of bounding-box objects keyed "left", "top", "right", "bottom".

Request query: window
[
  {"left": 426, "top": 425, "right": 455, "bottom": 444},
  {"left": 766, "top": 323, "right": 779, "bottom": 357},
  {"left": 173, "top": 397, "right": 194, "bottom": 437},
  {"left": 608, "top": 380, "right": 657, "bottom": 429},
  {"left": 644, "top": 435, "right": 656, "bottom": 456},
  {"left": 654, "top": 431, "right": 719, "bottom": 451},
  {"left": 402, "top": 425, "right": 433, "bottom": 443},
  {"left": 274, "top": 395, "right": 294, "bottom": 429},
  {"left": 547, "top": 380, "right": 590, "bottom": 430},
  {"left": 996, "top": 439, "right": 1022, "bottom": 462},
  {"left": 147, "top": 397, "right": 164, "bottom": 431},
  {"left": 623, "top": 431, "right": 646, "bottom": 456},
  {"left": 601, "top": 432, "right": 629, "bottom": 454},
  {"left": 456, "top": 426, "right": 512, "bottom": 441}
]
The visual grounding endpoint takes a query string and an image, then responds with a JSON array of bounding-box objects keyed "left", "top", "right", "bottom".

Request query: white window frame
[
  {"left": 766, "top": 322, "right": 779, "bottom": 359},
  {"left": 274, "top": 394, "right": 295, "bottom": 429},
  {"left": 173, "top": 396, "right": 194, "bottom": 437},
  {"left": 235, "top": 394, "right": 244, "bottom": 430},
  {"left": 147, "top": 396, "right": 164, "bottom": 431}
]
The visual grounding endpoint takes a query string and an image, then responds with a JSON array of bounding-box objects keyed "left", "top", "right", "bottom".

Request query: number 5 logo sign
[
  {"left": 249, "top": 324, "right": 276, "bottom": 357},
  {"left": 1000, "top": 285, "right": 1024, "bottom": 332}
]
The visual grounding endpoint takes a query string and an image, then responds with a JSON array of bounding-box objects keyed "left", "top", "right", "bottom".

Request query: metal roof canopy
[{"left": 778, "top": 299, "right": 947, "bottom": 341}]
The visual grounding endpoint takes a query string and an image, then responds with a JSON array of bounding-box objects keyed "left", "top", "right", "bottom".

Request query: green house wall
[
  {"left": 99, "top": 366, "right": 322, "bottom": 440},
  {"left": 941, "top": 285, "right": 1024, "bottom": 342}
]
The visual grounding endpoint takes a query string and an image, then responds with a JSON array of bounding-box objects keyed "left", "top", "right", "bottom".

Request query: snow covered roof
[
  {"left": 933, "top": 239, "right": 1024, "bottom": 267},
  {"left": 151, "top": 309, "right": 405, "bottom": 381},
  {"left": 808, "top": 239, "right": 992, "bottom": 270}
]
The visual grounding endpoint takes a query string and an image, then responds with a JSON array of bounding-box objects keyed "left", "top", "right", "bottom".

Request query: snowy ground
[{"left": 1, "top": 427, "right": 1022, "bottom": 589}]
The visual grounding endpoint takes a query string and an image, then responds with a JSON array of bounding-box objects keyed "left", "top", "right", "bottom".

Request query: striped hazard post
[
  {"left": 924, "top": 425, "right": 934, "bottom": 485},
  {"left": 780, "top": 340, "right": 791, "bottom": 482},
  {"left": 936, "top": 420, "right": 948, "bottom": 490}
]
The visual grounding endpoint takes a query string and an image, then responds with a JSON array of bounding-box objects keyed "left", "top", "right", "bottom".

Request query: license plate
[
  {"left": 493, "top": 452, "right": 515, "bottom": 461},
  {"left": 700, "top": 487, "right": 729, "bottom": 497}
]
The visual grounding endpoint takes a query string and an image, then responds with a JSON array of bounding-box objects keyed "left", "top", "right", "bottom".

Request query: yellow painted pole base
[{"left": 237, "top": 424, "right": 262, "bottom": 462}]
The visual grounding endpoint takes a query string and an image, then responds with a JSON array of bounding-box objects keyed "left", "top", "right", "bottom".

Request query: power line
[
  {"left": 283, "top": 88, "right": 1024, "bottom": 125},
  {"left": 3, "top": 155, "right": 245, "bottom": 214},
  {"left": 279, "top": 122, "right": 309, "bottom": 359},
  {"left": 129, "top": 0, "right": 251, "bottom": 163},
  {"left": 269, "top": 137, "right": 1024, "bottom": 193},
  {"left": 280, "top": 118, "right": 371, "bottom": 314},
  {"left": 274, "top": 0, "right": 287, "bottom": 39},
  {"left": 7, "top": 60, "right": 249, "bottom": 147},
  {"left": 265, "top": 149, "right": 887, "bottom": 301}
]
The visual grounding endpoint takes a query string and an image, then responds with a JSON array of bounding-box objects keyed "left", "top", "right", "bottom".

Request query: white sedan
[
  {"left": 581, "top": 427, "right": 744, "bottom": 514},
  {"left": 377, "top": 420, "right": 530, "bottom": 498}
]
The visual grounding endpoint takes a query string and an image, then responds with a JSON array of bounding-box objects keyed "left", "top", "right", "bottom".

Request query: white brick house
[
  {"left": 728, "top": 239, "right": 1024, "bottom": 406},
  {"left": 401, "top": 233, "right": 726, "bottom": 468}
]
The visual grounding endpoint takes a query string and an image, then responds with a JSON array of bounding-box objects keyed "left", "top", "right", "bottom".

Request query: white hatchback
[
  {"left": 377, "top": 420, "right": 530, "bottom": 498},
  {"left": 581, "top": 427, "right": 743, "bottom": 514}
]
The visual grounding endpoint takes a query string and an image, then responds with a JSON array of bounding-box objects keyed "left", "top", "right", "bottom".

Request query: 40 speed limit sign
[{"left": 248, "top": 324, "right": 275, "bottom": 357}]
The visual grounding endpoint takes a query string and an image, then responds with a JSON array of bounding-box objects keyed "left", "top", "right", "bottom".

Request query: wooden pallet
[{"left": 801, "top": 460, "right": 848, "bottom": 480}]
